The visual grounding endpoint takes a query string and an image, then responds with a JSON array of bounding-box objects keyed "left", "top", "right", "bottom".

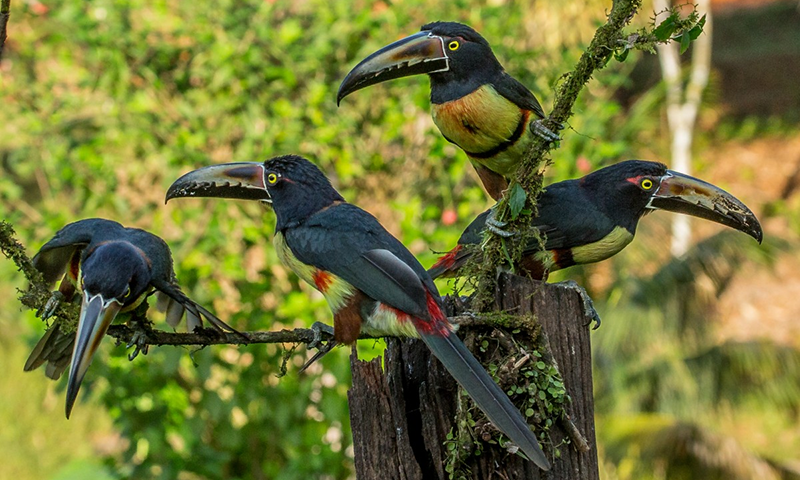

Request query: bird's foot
[
  {"left": 307, "top": 321, "right": 334, "bottom": 349},
  {"left": 299, "top": 322, "right": 337, "bottom": 373},
  {"left": 554, "top": 280, "right": 601, "bottom": 329},
  {"left": 530, "top": 119, "right": 562, "bottom": 143},
  {"left": 486, "top": 206, "right": 516, "bottom": 238},
  {"left": 126, "top": 318, "right": 153, "bottom": 361},
  {"left": 39, "top": 291, "right": 65, "bottom": 320}
]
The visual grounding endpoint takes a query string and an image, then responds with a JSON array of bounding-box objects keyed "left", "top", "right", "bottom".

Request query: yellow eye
[
  {"left": 448, "top": 40, "right": 460, "bottom": 51},
  {"left": 641, "top": 178, "right": 654, "bottom": 190},
  {"left": 267, "top": 173, "right": 278, "bottom": 185}
]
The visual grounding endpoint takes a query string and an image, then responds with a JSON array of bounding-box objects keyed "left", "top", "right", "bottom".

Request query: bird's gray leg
[
  {"left": 486, "top": 205, "right": 515, "bottom": 238},
  {"left": 553, "top": 280, "right": 602, "bottom": 329},
  {"left": 530, "top": 119, "right": 562, "bottom": 142},
  {"left": 126, "top": 317, "right": 152, "bottom": 361},
  {"left": 39, "top": 291, "right": 65, "bottom": 320},
  {"left": 299, "top": 322, "right": 337, "bottom": 373}
]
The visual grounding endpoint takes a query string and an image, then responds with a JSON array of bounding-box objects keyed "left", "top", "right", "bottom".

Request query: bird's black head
[
  {"left": 337, "top": 21, "right": 503, "bottom": 105},
  {"left": 166, "top": 155, "right": 345, "bottom": 231},
  {"left": 65, "top": 240, "right": 152, "bottom": 419},
  {"left": 420, "top": 22, "right": 502, "bottom": 100},
  {"left": 261, "top": 155, "right": 345, "bottom": 229},
  {"left": 581, "top": 160, "right": 668, "bottom": 228},
  {"left": 580, "top": 160, "right": 763, "bottom": 242},
  {"left": 81, "top": 241, "right": 152, "bottom": 306}
]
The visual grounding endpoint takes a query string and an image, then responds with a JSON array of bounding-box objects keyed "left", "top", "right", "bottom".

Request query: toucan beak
[
  {"left": 65, "top": 292, "right": 122, "bottom": 418},
  {"left": 648, "top": 170, "right": 763, "bottom": 243},
  {"left": 165, "top": 162, "right": 271, "bottom": 203},
  {"left": 337, "top": 31, "right": 448, "bottom": 105}
]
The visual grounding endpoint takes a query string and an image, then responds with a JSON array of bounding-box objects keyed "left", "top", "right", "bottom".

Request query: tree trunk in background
[
  {"left": 655, "top": 0, "right": 713, "bottom": 257},
  {"left": 348, "top": 273, "right": 599, "bottom": 479}
]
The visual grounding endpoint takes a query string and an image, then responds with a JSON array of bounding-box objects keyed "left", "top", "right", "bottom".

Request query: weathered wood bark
[{"left": 348, "top": 273, "right": 599, "bottom": 479}]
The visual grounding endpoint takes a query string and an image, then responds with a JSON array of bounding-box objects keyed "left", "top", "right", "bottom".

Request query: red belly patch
[{"left": 313, "top": 269, "right": 333, "bottom": 292}]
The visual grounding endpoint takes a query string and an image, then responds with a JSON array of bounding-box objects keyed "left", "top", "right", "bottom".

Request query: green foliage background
[{"left": 2, "top": 0, "right": 798, "bottom": 479}]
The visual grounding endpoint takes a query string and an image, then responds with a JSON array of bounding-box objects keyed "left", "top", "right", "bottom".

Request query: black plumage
[
  {"left": 166, "top": 155, "right": 552, "bottom": 470},
  {"left": 25, "top": 218, "right": 238, "bottom": 417},
  {"left": 429, "top": 160, "right": 764, "bottom": 279}
]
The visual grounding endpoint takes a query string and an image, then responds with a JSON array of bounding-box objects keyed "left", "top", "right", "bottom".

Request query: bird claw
[
  {"left": 486, "top": 206, "right": 516, "bottom": 238},
  {"left": 126, "top": 319, "right": 152, "bottom": 361},
  {"left": 307, "top": 321, "right": 334, "bottom": 349},
  {"left": 39, "top": 291, "right": 65, "bottom": 320},
  {"left": 530, "top": 119, "right": 561, "bottom": 143},
  {"left": 554, "top": 280, "right": 602, "bottom": 329},
  {"left": 300, "top": 322, "right": 337, "bottom": 373},
  {"left": 299, "top": 340, "right": 338, "bottom": 374}
]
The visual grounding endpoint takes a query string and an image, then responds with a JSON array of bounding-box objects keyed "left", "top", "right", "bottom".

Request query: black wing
[
  {"left": 527, "top": 182, "right": 614, "bottom": 252},
  {"left": 125, "top": 227, "right": 242, "bottom": 336},
  {"left": 32, "top": 218, "right": 125, "bottom": 286},
  {"left": 492, "top": 72, "right": 546, "bottom": 119},
  {"left": 286, "top": 203, "right": 435, "bottom": 320},
  {"left": 458, "top": 183, "right": 613, "bottom": 253}
]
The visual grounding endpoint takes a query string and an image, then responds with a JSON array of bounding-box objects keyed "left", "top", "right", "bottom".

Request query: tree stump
[{"left": 348, "top": 273, "right": 599, "bottom": 480}]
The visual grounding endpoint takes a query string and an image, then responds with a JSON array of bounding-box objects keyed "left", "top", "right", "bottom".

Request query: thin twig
[
  {"left": 1, "top": 220, "right": 501, "bottom": 348},
  {"left": 560, "top": 413, "right": 591, "bottom": 453},
  {"left": 106, "top": 324, "right": 382, "bottom": 346}
]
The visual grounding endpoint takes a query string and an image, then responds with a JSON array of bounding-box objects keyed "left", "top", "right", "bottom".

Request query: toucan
[
  {"left": 24, "top": 218, "right": 240, "bottom": 418},
  {"left": 166, "top": 154, "right": 552, "bottom": 470},
  {"left": 428, "top": 160, "right": 764, "bottom": 279},
  {"left": 337, "top": 21, "right": 557, "bottom": 200}
]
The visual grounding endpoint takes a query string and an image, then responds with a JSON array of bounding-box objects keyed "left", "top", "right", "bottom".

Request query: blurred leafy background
[{"left": 1, "top": 0, "right": 799, "bottom": 478}]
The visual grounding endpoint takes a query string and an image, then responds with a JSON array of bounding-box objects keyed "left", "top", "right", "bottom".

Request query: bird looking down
[
  {"left": 166, "top": 154, "right": 552, "bottom": 470},
  {"left": 428, "top": 160, "right": 764, "bottom": 280},
  {"left": 338, "top": 21, "right": 558, "bottom": 200},
  {"left": 25, "top": 218, "right": 241, "bottom": 418}
]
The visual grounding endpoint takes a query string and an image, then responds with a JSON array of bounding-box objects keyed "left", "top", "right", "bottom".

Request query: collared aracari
[
  {"left": 337, "top": 21, "right": 556, "bottom": 200},
  {"left": 166, "top": 155, "right": 552, "bottom": 470},
  {"left": 428, "top": 160, "right": 764, "bottom": 280},
  {"left": 24, "top": 218, "right": 240, "bottom": 418}
]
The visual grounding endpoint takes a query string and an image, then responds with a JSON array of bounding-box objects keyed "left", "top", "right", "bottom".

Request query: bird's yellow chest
[
  {"left": 273, "top": 233, "right": 355, "bottom": 311},
  {"left": 431, "top": 84, "right": 531, "bottom": 174},
  {"left": 570, "top": 226, "right": 635, "bottom": 265}
]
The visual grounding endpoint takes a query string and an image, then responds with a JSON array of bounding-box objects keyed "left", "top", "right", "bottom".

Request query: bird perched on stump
[
  {"left": 166, "top": 154, "right": 551, "bottom": 470},
  {"left": 24, "top": 218, "right": 241, "bottom": 418},
  {"left": 428, "top": 160, "right": 764, "bottom": 280},
  {"left": 337, "top": 21, "right": 558, "bottom": 201}
]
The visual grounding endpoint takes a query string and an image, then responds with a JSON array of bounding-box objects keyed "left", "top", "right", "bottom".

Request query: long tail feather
[
  {"left": 24, "top": 322, "right": 76, "bottom": 380},
  {"left": 427, "top": 245, "right": 471, "bottom": 280},
  {"left": 419, "top": 331, "right": 551, "bottom": 470}
]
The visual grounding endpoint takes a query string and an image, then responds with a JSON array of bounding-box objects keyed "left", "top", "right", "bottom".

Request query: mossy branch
[
  {"left": 0, "top": 0, "right": 10, "bottom": 61},
  {"left": 473, "top": 0, "right": 644, "bottom": 308},
  {"left": 1, "top": 220, "right": 501, "bottom": 349}
]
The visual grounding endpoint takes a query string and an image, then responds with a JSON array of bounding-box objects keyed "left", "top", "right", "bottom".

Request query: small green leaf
[
  {"left": 508, "top": 183, "right": 527, "bottom": 220},
  {"left": 614, "top": 48, "right": 629, "bottom": 62},
  {"left": 689, "top": 15, "right": 706, "bottom": 40},
  {"left": 679, "top": 32, "right": 691, "bottom": 54},
  {"left": 653, "top": 14, "right": 678, "bottom": 41}
]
